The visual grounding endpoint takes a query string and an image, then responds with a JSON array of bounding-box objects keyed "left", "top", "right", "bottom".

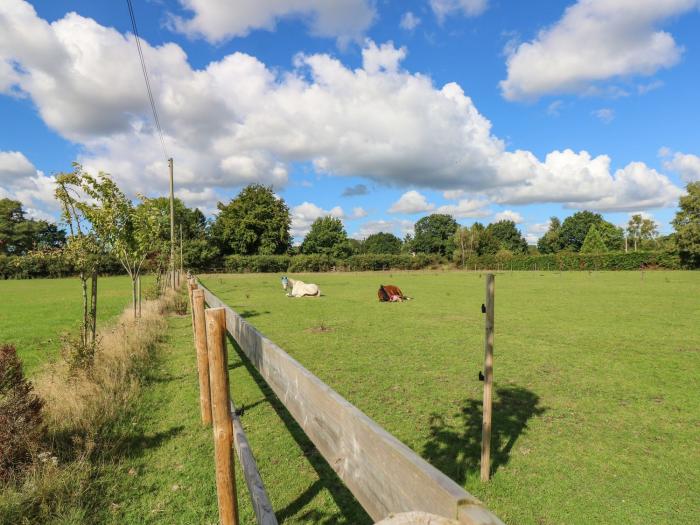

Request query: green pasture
[
  {"left": 188, "top": 270, "right": 700, "bottom": 525},
  {"left": 1, "top": 271, "right": 698, "bottom": 524},
  {"left": 0, "top": 275, "right": 150, "bottom": 373}
]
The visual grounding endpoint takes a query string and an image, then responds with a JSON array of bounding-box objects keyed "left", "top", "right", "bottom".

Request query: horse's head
[
  {"left": 281, "top": 276, "right": 289, "bottom": 290},
  {"left": 378, "top": 285, "right": 389, "bottom": 302}
]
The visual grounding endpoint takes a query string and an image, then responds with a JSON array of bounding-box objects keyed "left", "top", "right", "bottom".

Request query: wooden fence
[{"left": 189, "top": 277, "right": 505, "bottom": 525}]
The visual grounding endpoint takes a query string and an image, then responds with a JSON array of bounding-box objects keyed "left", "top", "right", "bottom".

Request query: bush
[
  {"left": 225, "top": 254, "right": 291, "bottom": 273},
  {"left": 288, "top": 254, "right": 336, "bottom": 272},
  {"left": 0, "top": 345, "right": 44, "bottom": 481},
  {"left": 463, "top": 251, "right": 681, "bottom": 271}
]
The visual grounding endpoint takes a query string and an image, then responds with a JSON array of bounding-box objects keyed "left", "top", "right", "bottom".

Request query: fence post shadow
[
  {"left": 422, "top": 385, "right": 546, "bottom": 484},
  {"left": 226, "top": 334, "right": 372, "bottom": 525}
]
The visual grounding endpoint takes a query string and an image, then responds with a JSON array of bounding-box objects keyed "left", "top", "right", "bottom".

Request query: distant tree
[
  {"left": 559, "top": 211, "right": 623, "bottom": 252},
  {"left": 453, "top": 224, "right": 484, "bottom": 266},
  {"left": 363, "top": 232, "right": 402, "bottom": 254},
  {"left": 537, "top": 217, "right": 561, "bottom": 254},
  {"left": 0, "top": 198, "right": 65, "bottom": 255},
  {"left": 596, "top": 220, "right": 625, "bottom": 251},
  {"left": 580, "top": 224, "right": 608, "bottom": 253},
  {"left": 640, "top": 217, "right": 659, "bottom": 249},
  {"left": 301, "top": 216, "right": 349, "bottom": 257},
  {"left": 412, "top": 214, "right": 458, "bottom": 256},
  {"left": 486, "top": 220, "right": 528, "bottom": 254},
  {"left": 626, "top": 214, "right": 643, "bottom": 251},
  {"left": 211, "top": 184, "right": 291, "bottom": 256},
  {"left": 146, "top": 197, "right": 207, "bottom": 241},
  {"left": 347, "top": 238, "right": 362, "bottom": 255},
  {"left": 672, "top": 181, "right": 700, "bottom": 268},
  {"left": 139, "top": 197, "right": 217, "bottom": 271}
]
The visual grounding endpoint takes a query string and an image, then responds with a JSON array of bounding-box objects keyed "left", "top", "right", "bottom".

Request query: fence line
[{"left": 197, "top": 279, "right": 505, "bottom": 525}]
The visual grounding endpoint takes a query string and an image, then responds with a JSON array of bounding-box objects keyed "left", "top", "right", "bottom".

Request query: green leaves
[
  {"left": 672, "top": 181, "right": 700, "bottom": 268},
  {"left": 301, "top": 216, "right": 348, "bottom": 256},
  {"left": 211, "top": 184, "right": 291, "bottom": 256}
]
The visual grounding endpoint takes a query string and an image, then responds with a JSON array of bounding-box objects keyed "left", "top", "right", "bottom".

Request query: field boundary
[{"left": 197, "top": 279, "right": 505, "bottom": 525}]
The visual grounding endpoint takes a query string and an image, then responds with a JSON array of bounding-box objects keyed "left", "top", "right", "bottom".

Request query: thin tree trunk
[
  {"left": 132, "top": 275, "right": 138, "bottom": 319},
  {"left": 90, "top": 271, "right": 98, "bottom": 344},
  {"left": 80, "top": 271, "right": 88, "bottom": 347}
]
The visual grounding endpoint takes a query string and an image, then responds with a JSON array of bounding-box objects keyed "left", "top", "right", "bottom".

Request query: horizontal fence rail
[
  {"left": 198, "top": 281, "right": 505, "bottom": 525},
  {"left": 230, "top": 399, "right": 278, "bottom": 525}
]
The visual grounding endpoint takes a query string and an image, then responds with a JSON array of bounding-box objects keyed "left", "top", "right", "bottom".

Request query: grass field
[
  {"left": 0, "top": 276, "right": 150, "bottom": 373},
  {"left": 192, "top": 270, "right": 700, "bottom": 525},
  {"left": 1, "top": 271, "right": 698, "bottom": 524}
]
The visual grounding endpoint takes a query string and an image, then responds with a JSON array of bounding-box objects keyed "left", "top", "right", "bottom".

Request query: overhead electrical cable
[{"left": 126, "top": 0, "right": 168, "bottom": 159}]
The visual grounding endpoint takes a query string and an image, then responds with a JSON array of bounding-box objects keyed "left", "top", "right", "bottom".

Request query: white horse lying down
[{"left": 281, "top": 276, "right": 321, "bottom": 297}]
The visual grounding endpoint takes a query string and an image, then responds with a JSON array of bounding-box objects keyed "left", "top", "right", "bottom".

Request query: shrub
[
  {"left": 225, "top": 254, "right": 291, "bottom": 273},
  {"left": 464, "top": 251, "right": 681, "bottom": 271},
  {"left": 0, "top": 345, "right": 44, "bottom": 481},
  {"left": 288, "top": 254, "right": 336, "bottom": 272}
]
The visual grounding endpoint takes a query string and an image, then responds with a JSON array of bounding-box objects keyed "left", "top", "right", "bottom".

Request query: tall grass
[{"left": 0, "top": 290, "right": 179, "bottom": 524}]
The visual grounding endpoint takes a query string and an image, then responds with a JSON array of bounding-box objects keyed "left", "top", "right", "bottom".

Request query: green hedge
[
  {"left": 0, "top": 253, "right": 125, "bottom": 279},
  {"left": 1, "top": 250, "right": 684, "bottom": 279},
  {"left": 221, "top": 251, "right": 681, "bottom": 273},
  {"left": 462, "top": 251, "right": 681, "bottom": 271}
]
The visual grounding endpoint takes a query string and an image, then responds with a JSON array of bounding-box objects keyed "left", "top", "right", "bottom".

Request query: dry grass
[
  {"left": 36, "top": 293, "right": 174, "bottom": 441},
  {"left": 0, "top": 290, "right": 180, "bottom": 524}
]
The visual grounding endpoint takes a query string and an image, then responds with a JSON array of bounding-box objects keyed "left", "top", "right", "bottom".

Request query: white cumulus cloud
[
  {"left": 389, "top": 190, "right": 435, "bottom": 214},
  {"left": 430, "top": 0, "right": 489, "bottom": 22},
  {"left": 169, "top": 0, "right": 375, "bottom": 44},
  {"left": 493, "top": 210, "right": 523, "bottom": 223},
  {"left": 0, "top": 150, "right": 59, "bottom": 218},
  {"left": 400, "top": 12, "right": 421, "bottom": 31},
  {"left": 435, "top": 198, "right": 490, "bottom": 218},
  {"left": 661, "top": 149, "right": 700, "bottom": 182},
  {"left": 0, "top": 1, "right": 685, "bottom": 219},
  {"left": 500, "top": 0, "right": 698, "bottom": 101}
]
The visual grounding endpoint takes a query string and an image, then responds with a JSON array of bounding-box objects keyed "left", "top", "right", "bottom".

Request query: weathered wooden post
[
  {"left": 192, "top": 289, "right": 212, "bottom": 425},
  {"left": 481, "top": 273, "right": 495, "bottom": 482},
  {"left": 205, "top": 307, "right": 239, "bottom": 525}
]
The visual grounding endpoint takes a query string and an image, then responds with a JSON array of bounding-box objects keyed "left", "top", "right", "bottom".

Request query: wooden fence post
[
  {"left": 205, "top": 307, "right": 239, "bottom": 525},
  {"left": 192, "top": 289, "right": 212, "bottom": 426},
  {"left": 481, "top": 273, "right": 495, "bottom": 482}
]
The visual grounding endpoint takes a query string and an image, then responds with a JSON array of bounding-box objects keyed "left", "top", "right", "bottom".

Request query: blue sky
[{"left": 1, "top": 0, "right": 699, "bottom": 243}]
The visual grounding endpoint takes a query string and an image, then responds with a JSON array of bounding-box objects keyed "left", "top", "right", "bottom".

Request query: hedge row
[
  {"left": 0, "top": 250, "right": 683, "bottom": 279},
  {"left": 223, "top": 251, "right": 681, "bottom": 273},
  {"left": 462, "top": 251, "right": 681, "bottom": 271},
  {"left": 0, "top": 253, "right": 124, "bottom": 279},
  {"left": 223, "top": 253, "right": 448, "bottom": 273}
]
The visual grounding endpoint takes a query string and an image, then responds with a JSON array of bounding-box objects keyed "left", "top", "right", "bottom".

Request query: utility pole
[
  {"left": 169, "top": 157, "right": 175, "bottom": 290},
  {"left": 180, "top": 223, "right": 184, "bottom": 276}
]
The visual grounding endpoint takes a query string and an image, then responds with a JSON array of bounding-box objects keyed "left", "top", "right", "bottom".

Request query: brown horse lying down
[{"left": 378, "top": 285, "right": 409, "bottom": 302}]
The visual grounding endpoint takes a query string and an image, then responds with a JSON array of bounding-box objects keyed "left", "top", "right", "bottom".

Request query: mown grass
[
  {"left": 2, "top": 271, "right": 698, "bottom": 524},
  {"left": 0, "top": 276, "right": 151, "bottom": 373},
  {"left": 188, "top": 270, "right": 700, "bottom": 525}
]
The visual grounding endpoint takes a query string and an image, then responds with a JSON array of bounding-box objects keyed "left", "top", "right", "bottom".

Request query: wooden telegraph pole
[
  {"left": 481, "top": 273, "right": 495, "bottom": 482},
  {"left": 168, "top": 157, "right": 175, "bottom": 289},
  {"left": 180, "top": 223, "right": 184, "bottom": 278}
]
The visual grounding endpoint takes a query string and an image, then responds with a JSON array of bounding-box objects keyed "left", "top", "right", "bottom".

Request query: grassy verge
[
  {"left": 0, "top": 291, "right": 173, "bottom": 524},
  {"left": 106, "top": 300, "right": 369, "bottom": 524},
  {"left": 0, "top": 276, "right": 152, "bottom": 374}
]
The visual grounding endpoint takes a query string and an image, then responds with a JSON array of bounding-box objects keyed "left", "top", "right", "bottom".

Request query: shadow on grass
[
  {"left": 239, "top": 310, "right": 271, "bottom": 319},
  {"left": 226, "top": 334, "right": 371, "bottom": 525},
  {"left": 423, "top": 385, "right": 545, "bottom": 482},
  {"left": 110, "top": 425, "right": 185, "bottom": 459}
]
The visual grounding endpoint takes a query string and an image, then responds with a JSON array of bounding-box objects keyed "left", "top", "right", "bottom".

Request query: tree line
[{"left": 2, "top": 180, "right": 700, "bottom": 274}]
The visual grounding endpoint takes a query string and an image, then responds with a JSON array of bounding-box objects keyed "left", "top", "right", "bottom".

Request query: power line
[{"left": 126, "top": 0, "right": 168, "bottom": 159}]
